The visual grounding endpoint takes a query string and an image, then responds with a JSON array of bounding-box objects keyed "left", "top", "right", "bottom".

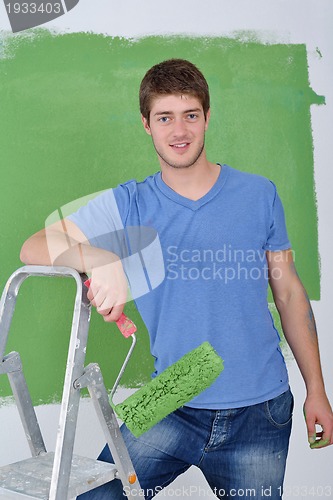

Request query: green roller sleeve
[{"left": 112, "top": 342, "right": 224, "bottom": 438}]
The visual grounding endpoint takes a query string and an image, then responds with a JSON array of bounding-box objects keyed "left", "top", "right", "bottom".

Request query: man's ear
[
  {"left": 205, "top": 108, "right": 211, "bottom": 131},
  {"left": 141, "top": 114, "right": 151, "bottom": 135}
]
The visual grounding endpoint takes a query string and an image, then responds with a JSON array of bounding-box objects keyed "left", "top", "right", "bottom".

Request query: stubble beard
[{"left": 152, "top": 139, "right": 206, "bottom": 170}]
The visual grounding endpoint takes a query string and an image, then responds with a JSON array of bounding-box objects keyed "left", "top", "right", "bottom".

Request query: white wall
[{"left": 0, "top": 0, "right": 332, "bottom": 497}]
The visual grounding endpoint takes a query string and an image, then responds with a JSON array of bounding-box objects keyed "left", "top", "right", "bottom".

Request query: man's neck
[{"left": 160, "top": 159, "right": 220, "bottom": 201}]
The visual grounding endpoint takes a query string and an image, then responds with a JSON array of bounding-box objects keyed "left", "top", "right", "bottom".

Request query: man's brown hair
[{"left": 139, "top": 59, "right": 210, "bottom": 123}]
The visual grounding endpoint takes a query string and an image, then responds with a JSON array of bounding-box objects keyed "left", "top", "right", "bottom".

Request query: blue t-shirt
[{"left": 68, "top": 164, "right": 291, "bottom": 409}]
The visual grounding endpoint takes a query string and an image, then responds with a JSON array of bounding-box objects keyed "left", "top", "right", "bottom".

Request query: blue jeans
[{"left": 78, "top": 389, "right": 293, "bottom": 499}]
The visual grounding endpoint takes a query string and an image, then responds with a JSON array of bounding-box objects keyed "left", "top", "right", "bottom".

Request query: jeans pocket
[{"left": 265, "top": 388, "right": 294, "bottom": 428}]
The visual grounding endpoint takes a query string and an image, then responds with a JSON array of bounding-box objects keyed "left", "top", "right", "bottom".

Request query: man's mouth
[{"left": 170, "top": 142, "right": 190, "bottom": 150}]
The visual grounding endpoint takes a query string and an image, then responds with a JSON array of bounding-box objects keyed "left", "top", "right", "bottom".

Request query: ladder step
[{"left": 0, "top": 452, "right": 118, "bottom": 499}]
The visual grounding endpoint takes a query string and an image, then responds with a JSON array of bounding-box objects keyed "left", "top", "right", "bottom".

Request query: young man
[{"left": 20, "top": 59, "right": 333, "bottom": 499}]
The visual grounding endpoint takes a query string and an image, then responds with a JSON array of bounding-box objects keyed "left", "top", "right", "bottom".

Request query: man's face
[{"left": 141, "top": 94, "right": 210, "bottom": 170}]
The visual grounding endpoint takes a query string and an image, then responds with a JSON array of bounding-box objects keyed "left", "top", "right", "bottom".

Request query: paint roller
[{"left": 84, "top": 279, "right": 224, "bottom": 437}]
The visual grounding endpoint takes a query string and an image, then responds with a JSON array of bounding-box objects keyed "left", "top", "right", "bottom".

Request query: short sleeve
[
  {"left": 67, "top": 186, "right": 130, "bottom": 256},
  {"left": 66, "top": 181, "right": 165, "bottom": 299},
  {"left": 263, "top": 182, "right": 291, "bottom": 251}
]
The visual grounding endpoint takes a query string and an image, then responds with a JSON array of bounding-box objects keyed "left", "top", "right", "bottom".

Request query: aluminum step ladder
[{"left": 0, "top": 265, "right": 143, "bottom": 499}]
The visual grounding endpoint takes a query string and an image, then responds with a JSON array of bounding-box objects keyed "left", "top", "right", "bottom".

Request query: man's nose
[{"left": 172, "top": 118, "right": 187, "bottom": 137}]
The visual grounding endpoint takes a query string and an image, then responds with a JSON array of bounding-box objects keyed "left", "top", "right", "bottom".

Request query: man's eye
[
  {"left": 159, "top": 116, "right": 169, "bottom": 123},
  {"left": 188, "top": 114, "right": 198, "bottom": 120}
]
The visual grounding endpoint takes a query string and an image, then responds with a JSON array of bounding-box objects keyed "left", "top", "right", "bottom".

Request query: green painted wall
[{"left": 0, "top": 31, "right": 323, "bottom": 404}]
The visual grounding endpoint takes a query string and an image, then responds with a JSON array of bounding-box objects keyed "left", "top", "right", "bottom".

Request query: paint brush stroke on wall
[{"left": 0, "top": 30, "right": 323, "bottom": 404}]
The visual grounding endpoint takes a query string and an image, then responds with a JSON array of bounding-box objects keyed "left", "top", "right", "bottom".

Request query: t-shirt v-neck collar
[{"left": 155, "top": 163, "right": 229, "bottom": 211}]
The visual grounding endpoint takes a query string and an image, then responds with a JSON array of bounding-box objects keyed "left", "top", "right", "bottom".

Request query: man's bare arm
[
  {"left": 20, "top": 219, "right": 127, "bottom": 321},
  {"left": 267, "top": 249, "right": 333, "bottom": 448},
  {"left": 21, "top": 219, "right": 90, "bottom": 269}
]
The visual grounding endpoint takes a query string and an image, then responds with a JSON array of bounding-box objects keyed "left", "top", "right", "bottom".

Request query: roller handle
[
  {"left": 83, "top": 278, "right": 137, "bottom": 400},
  {"left": 84, "top": 279, "right": 137, "bottom": 337}
]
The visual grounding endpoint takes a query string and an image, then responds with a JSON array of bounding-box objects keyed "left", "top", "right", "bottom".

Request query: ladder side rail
[
  {"left": 49, "top": 270, "right": 91, "bottom": 500},
  {"left": 78, "top": 363, "right": 143, "bottom": 499},
  {"left": 0, "top": 269, "right": 31, "bottom": 360},
  {"left": 5, "top": 352, "right": 47, "bottom": 456}
]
